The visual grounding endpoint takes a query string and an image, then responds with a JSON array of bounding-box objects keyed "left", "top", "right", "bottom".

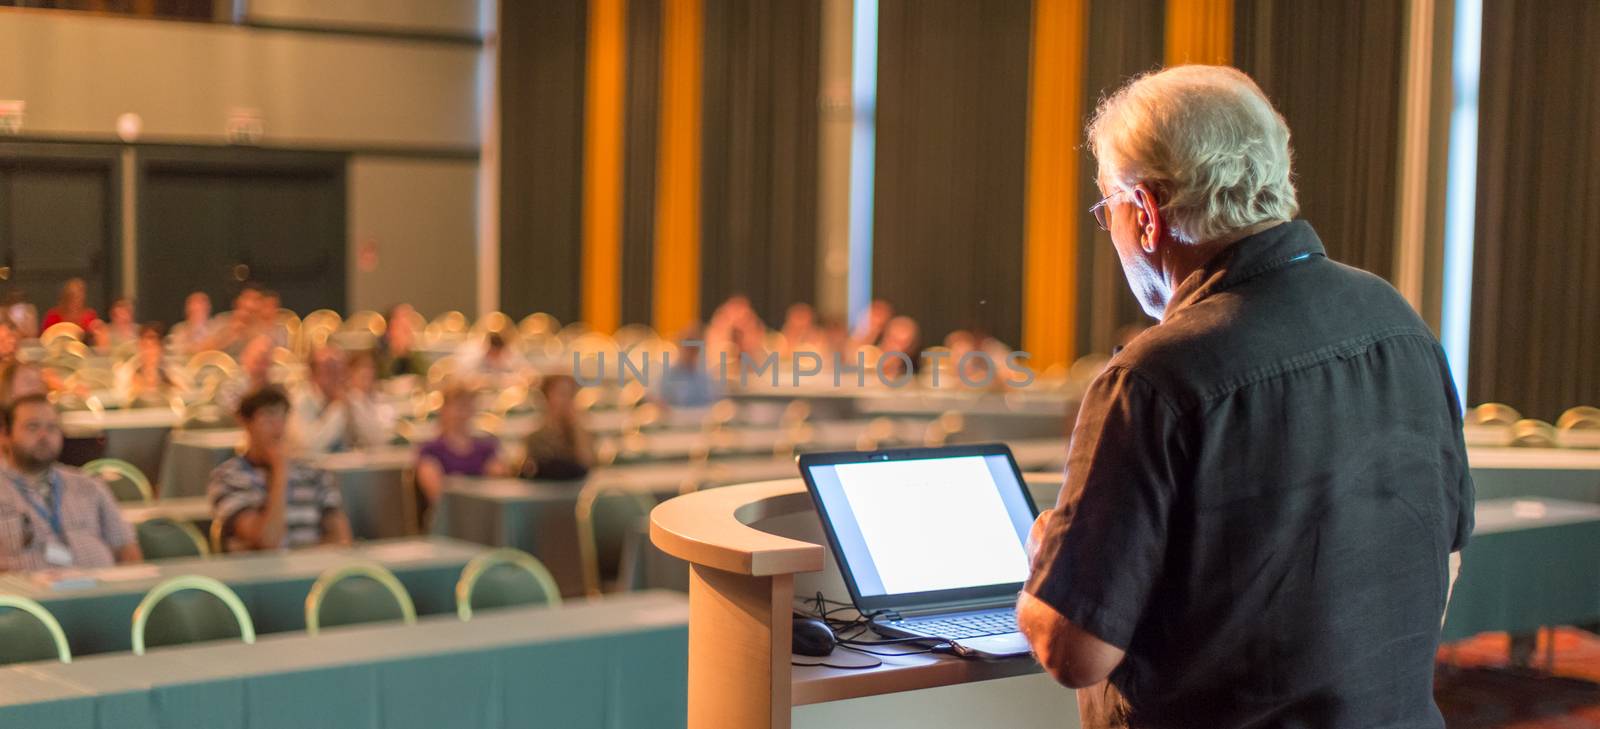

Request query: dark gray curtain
[
  {"left": 622, "top": 0, "right": 661, "bottom": 327},
  {"left": 1467, "top": 0, "right": 1600, "bottom": 419},
  {"left": 1076, "top": 0, "right": 1164, "bottom": 357},
  {"left": 872, "top": 0, "right": 1031, "bottom": 347},
  {"left": 499, "top": 0, "right": 588, "bottom": 321},
  {"left": 1234, "top": 0, "right": 1406, "bottom": 281},
  {"left": 699, "top": 0, "right": 822, "bottom": 329}
]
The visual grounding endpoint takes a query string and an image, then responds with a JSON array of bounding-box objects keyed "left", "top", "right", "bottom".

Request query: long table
[
  {"left": 1469, "top": 447, "right": 1600, "bottom": 503},
  {"left": 0, "top": 537, "right": 486, "bottom": 656},
  {"left": 0, "top": 591, "right": 689, "bottom": 729},
  {"left": 1442, "top": 497, "right": 1600, "bottom": 641}
]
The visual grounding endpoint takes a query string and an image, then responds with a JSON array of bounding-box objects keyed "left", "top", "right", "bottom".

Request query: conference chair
[
  {"left": 1556, "top": 405, "right": 1600, "bottom": 449},
  {"left": 305, "top": 563, "right": 417, "bottom": 636},
  {"left": 300, "top": 309, "right": 344, "bottom": 336},
  {"left": 430, "top": 310, "right": 470, "bottom": 336},
  {"left": 576, "top": 485, "right": 657, "bottom": 596},
  {"left": 1510, "top": 419, "right": 1559, "bottom": 448},
  {"left": 455, "top": 548, "right": 562, "bottom": 621},
  {"left": 472, "top": 311, "right": 515, "bottom": 338},
  {"left": 343, "top": 310, "right": 386, "bottom": 337},
  {"left": 518, "top": 312, "right": 560, "bottom": 339},
  {"left": 131, "top": 576, "right": 255, "bottom": 655},
  {"left": 185, "top": 351, "right": 239, "bottom": 388},
  {"left": 83, "top": 458, "right": 154, "bottom": 503},
  {"left": 0, "top": 595, "right": 72, "bottom": 665},
  {"left": 50, "top": 390, "right": 105, "bottom": 415},
  {"left": 135, "top": 517, "right": 209, "bottom": 561},
  {"left": 179, "top": 402, "right": 235, "bottom": 431},
  {"left": 1470, "top": 402, "right": 1522, "bottom": 427},
  {"left": 40, "top": 322, "right": 85, "bottom": 348}
]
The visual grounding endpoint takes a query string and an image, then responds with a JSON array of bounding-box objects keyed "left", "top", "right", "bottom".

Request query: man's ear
[{"left": 1132, "top": 184, "right": 1164, "bottom": 253}]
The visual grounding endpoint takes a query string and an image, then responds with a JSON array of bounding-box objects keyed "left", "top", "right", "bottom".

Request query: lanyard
[{"left": 9, "top": 471, "right": 63, "bottom": 538}]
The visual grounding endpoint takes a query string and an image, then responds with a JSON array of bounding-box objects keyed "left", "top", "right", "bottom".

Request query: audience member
[
  {"left": 780, "top": 302, "right": 825, "bottom": 354},
  {"left": 344, "top": 349, "right": 396, "bottom": 436},
  {"left": 208, "top": 285, "right": 263, "bottom": 354},
  {"left": 115, "top": 323, "right": 183, "bottom": 406},
  {"left": 477, "top": 332, "right": 519, "bottom": 378},
  {"left": 0, "top": 394, "right": 142, "bottom": 570},
  {"left": 168, "top": 292, "right": 216, "bottom": 354},
  {"left": 209, "top": 386, "right": 351, "bottom": 551},
  {"left": 415, "top": 383, "right": 505, "bottom": 527},
  {"left": 877, "top": 316, "right": 921, "bottom": 381},
  {"left": 0, "top": 321, "right": 18, "bottom": 364},
  {"left": 655, "top": 327, "right": 720, "bottom": 408},
  {"left": 290, "top": 345, "right": 388, "bottom": 455},
  {"left": 42, "top": 278, "right": 98, "bottom": 333},
  {"left": 217, "top": 334, "right": 275, "bottom": 413},
  {"left": 3, "top": 292, "right": 38, "bottom": 339},
  {"left": 93, "top": 297, "right": 139, "bottom": 350},
  {"left": 850, "top": 299, "right": 894, "bottom": 348},
  {"left": 256, "top": 290, "right": 289, "bottom": 348},
  {"left": 520, "top": 374, "right": 595, "bottom": 481},
  {"left": 377, "top": 303, "right": 423, "bottom": 378},
  {"left": 0, "top": 361, "right": 47, "bottom": 407}
]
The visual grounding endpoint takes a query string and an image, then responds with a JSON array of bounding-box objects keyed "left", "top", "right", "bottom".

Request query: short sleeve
[
  {"left": 208, "top": 460, "right": 261, "bottom": 526},
  {"left": 1024, "top": 366, "right": 1184, "bottom": 650}
]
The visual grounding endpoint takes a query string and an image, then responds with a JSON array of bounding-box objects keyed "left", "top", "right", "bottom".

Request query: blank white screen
[{"left": 834, "top": 456, "right": 1029, "bottom": 595}]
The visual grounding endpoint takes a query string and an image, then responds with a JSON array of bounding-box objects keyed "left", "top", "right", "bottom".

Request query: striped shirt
[
  {"left": 0, "top": 464, "right": 135, "bottom": 571},
  {"left": 207, "top": 456, "right": 343, "bottom": 550}
]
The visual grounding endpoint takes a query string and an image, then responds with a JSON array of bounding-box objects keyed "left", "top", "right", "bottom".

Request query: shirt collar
[{"left": 1162, "top": 219, "right": 1326, "bottom": 319}]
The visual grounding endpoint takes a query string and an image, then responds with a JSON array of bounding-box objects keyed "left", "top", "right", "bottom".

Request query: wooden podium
[{"left": 650, "top": 476, "right": 1075, "bottom": 729}]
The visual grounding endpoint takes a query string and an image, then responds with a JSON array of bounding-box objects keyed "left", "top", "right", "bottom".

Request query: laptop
[{"left": 798, "top": 444, "right": 1038, "bottom": 658}]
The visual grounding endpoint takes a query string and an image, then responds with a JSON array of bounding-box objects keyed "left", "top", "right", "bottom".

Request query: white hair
[{"left": 1087, "top": 65, "right": 1298, "bottom": 245}]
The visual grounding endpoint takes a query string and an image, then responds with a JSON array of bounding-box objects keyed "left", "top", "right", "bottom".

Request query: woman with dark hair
[
  {"left": 116, "top": 323, "right": 182, "bottom": 406},
  {"left": 377, "top": 303, "right": 424, "bottom": 378},
  {"left": 520, "top": 374, "right": 595, "bottom": 481}
]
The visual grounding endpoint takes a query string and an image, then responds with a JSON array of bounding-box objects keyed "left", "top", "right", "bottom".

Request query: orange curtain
[
  {"left": 1165, "top": 0, "right": 1232, "bottom": 66},
  {"left": 582, "top": 0, "right": 628, "bottom": 333},
  {"left": 1023, "top": 0, "right": 1088, "bottom": 370},
  {"left": 652, "top": 0, "right": 704, "bottom": 338}
]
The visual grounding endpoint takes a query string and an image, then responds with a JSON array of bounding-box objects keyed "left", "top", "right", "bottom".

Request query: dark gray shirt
[{"left": 1027, "top": 220, "right": 1474, "bottom": 729}]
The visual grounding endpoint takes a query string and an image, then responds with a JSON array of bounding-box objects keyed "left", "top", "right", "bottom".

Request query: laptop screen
[{"left": 803, "top": 448, "right": 1036, "bottom": 602}]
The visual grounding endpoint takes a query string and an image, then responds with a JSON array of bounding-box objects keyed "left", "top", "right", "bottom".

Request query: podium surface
[{"left": 651, "top": 475, "right": 1076, "bottom": 729}]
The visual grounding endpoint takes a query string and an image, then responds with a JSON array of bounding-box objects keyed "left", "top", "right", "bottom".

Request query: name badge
[{"left": 43, "top": 538, "right": 73, "bottom": 567}]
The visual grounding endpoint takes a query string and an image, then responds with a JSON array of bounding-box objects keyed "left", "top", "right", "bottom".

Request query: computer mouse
[{"left": 791, "top": 617, "right": 837, "bottom": 657}]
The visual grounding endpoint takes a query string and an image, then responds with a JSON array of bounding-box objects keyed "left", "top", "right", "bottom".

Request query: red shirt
[{"left": 42, "top": 307, "right": 98, "bottom": 332}]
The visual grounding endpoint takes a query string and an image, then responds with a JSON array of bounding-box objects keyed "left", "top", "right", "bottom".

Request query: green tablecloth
[
  {"left": 0, "top": 537, "right": 485, "bottom": 656},
  {"left": 1468, "top": 447, "right": 1600, "bottom": 503},
  {"left": 0, "top": 591, "right": 689, "bottom": 729},
  {"left": 1442, "top": 498, "right": 1600, "bottom": 641}
]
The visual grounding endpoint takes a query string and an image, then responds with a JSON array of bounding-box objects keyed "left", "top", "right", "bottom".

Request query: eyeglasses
[{"left": 1089, "top": 190, "right": 1126, "bottom": 231}]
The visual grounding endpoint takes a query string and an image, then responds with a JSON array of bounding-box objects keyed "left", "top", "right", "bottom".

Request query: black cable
[{"left": 838, "top": 643, "right": 944, "bottom": 658}]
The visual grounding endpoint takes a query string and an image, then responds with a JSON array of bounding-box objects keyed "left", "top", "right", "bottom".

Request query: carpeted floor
[{"left": 1437, "top": 629, "right": 1600, "bottom": 728}]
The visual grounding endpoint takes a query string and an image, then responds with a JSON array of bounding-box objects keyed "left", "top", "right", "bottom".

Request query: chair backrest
[
  {"left": 131, "top": 576, "right": 255, "bottom": 655},
  {"left": 1470, "top": 402, "right": 1522, "bottom": 427},
  {"left": 136, "top": 517, "right": 209, "bottom": 561},
  {"left": 1510, "top": 418, "right": 1558, "bottom": 448},
  {"left": 0, "top": 595, "right": 71, "bottom": 664},
  {"left": 181, "top": 403, "right": 236, "bottom": 431},
  {"left": 1557, "top": 405, "right": 1600, "bottom": 431},
  {"left": 576, "top": 486, "right": 656, "bottom": 596},
  {"left": 305, "top": 563, "right": 416, "bottom": 635},
  {"left": 455, "top": 549, "right": 562, "bottom": 621},
  {"left": 82, "top": 458, "right": 154, "bottom": 504}
]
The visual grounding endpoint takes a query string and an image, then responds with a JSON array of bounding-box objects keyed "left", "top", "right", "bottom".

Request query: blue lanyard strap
[{"left": 9, "top": 471, "right": 63, "bottom": 538}]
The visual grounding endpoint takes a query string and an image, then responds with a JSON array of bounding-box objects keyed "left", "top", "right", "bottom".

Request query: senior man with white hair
[{"left": 1018, "top": 66, "right": 1473, "bottom": 728}]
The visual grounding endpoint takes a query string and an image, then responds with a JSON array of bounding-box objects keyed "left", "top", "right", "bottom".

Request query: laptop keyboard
[{"left": 897, "top": 611, "right": 1017, "bottom": 640}]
